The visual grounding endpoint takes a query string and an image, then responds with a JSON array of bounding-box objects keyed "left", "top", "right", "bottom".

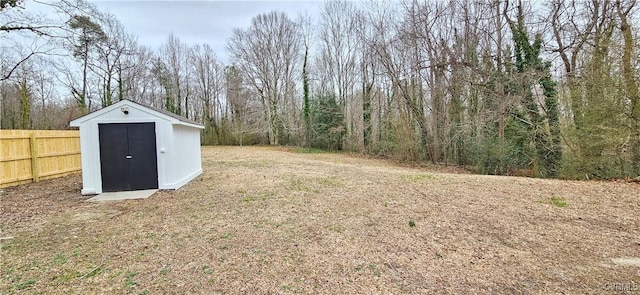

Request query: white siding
[{"left": 167, "top": 125, "right": 202, "bottom": 188}]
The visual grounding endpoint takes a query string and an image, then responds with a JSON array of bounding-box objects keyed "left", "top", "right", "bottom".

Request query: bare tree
[
  {"left": 0, "top": 0, "right": 95, "bottom": 81},
  {"left": 548, "top": 0, "right": 599, "bottom": 129},
  {"left": 158, "top": 33, "right": 189, "bottom": 115},
  {"left": 228, "top": 11, "right": 302, "bottom": 145},
  {"left": 616, "top": 0, "right": 640, "bottom": 171},
  {"left": 89, "top": 12, "right": 136, "bottom": 107},
  {"left": 297, "top": 13, "right": 314, "bottom": 146},
  {"left": 191, "top": 44, "right": 225, "bottom": 143},
  {"left": 318, "top": 0, "right": 361, "bottom": 149},
  {"left": 119, "top": 45, "right": 157, "bottom": 105},
  {"left": 30, "top": 62, "right": 57, "bottom": 129}
]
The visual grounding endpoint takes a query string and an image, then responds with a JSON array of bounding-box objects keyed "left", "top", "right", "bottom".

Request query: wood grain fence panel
[{"left": 0, "top": 130, "right": 81, "bottom": 188}]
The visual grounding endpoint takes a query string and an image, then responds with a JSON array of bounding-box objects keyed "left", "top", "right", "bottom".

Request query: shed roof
[{"left": 70, "top": 99, "right": 204, "bottom": 129}]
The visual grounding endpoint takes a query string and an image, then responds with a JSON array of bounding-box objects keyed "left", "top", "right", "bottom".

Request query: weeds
[
  {"left": 13, "top": 278, "right": 36, "bottom": 290},
  {"left": 202, "top": 265, "right": 213, "bottom": 275},
  {"left": 1, "top": 241, "right": 12, "bottom": 251},
  {"left": 327, "top": 225, "right": 345, "bottom": 233},
  {"left": 289, "top": 147, "right": 330, "bottom": 154},
  {"left": 319, "top": 176, "right": 344, "bottom": 187},
  {"left": 241, "top": 192, "right": 274, "bottom": 202},
  {"left": 54, "top": 254, "right": 68, "bottom": 265},
  {"left": 57, "top": 271, "right": 80, "bottom": 283},
  {"left": 549, "top": 196, "right": 567, "bottom": 207},
  {"left": 287, "top": 177, "right": 312, "bottom": 192},
  {"left": 369, "top": 264, "right": 381, "bottom": 277},
  {"left": 403, "top": 174, "right": 435, "bottom": 182},
  {"left": 124, "top": 272, "right": 138, "bottom": 291}
]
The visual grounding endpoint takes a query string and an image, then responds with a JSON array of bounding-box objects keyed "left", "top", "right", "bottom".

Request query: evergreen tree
[
  {"left": 68, "top": 15, "right": 106, "bottom": 113},
  {"left": 309, "top": 94, "right": 345, "bottom": 150}
]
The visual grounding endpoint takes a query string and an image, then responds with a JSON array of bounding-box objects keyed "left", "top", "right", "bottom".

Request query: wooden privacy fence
[{"left": 1, "top": 130, "right": 81, "bottom": 188}]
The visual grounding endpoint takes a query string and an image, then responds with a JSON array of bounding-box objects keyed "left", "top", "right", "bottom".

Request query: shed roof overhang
[{"left": 69, "top": 99, "right": 204, "bottom": 129}]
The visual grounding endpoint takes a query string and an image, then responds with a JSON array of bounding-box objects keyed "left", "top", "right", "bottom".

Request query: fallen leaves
[{"left": 1, "top": 146, "right": 639, "bottom": 294}]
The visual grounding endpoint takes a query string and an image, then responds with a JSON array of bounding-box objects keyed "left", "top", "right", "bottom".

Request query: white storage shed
[{"left": 70, "top": 100, "right": 204, "bottom": 195}]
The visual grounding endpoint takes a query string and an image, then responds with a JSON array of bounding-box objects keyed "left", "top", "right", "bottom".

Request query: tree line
[{"left": 2, "top": 0, "right": 639, "bottom": 179}]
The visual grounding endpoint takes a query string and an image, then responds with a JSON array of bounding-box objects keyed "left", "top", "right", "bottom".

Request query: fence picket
[{"left": 0, "top": 130, "right": 81, "bottom": 188}]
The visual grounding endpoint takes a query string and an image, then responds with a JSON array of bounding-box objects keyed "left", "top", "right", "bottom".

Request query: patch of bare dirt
[
  {"left": 1, "top": 146, "right": 639, "bottom": 294},
  {"left": 1, "top": 175, "right": 91, "bottom": 230}
]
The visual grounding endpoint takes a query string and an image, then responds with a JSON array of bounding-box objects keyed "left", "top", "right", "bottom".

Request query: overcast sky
[{"left": 91, "top": 1, "right": 323, "bottom": 61}]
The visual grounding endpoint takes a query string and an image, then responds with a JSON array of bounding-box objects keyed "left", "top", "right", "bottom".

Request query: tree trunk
[
  {"left": 617, "top": 0, "right": 640, "bottom": 172},
  {"left": 19, "top": 78, "right": 30, "bottom": 129},
  {"left": 302, "top": 46, "right": 311, "bottom": 147},
  {"left": 80, "top": 41, "right": 89, "bottom": 113}
]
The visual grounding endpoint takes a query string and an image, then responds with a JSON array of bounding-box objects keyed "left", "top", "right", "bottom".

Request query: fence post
[{"left": 30, "top": 133, "right": 39, "bottom": 182}]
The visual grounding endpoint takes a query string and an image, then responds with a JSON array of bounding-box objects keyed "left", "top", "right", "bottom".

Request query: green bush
[
  {"left": 308, "top": 94, "right": 345, "bottom": 150},
  {"left": 471, "top": 133, "right": 531, "bottom": 175}
]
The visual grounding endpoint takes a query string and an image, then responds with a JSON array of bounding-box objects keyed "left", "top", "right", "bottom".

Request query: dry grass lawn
[{"left": 1, "top": 146, "right": 639, "bottom": 294}]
